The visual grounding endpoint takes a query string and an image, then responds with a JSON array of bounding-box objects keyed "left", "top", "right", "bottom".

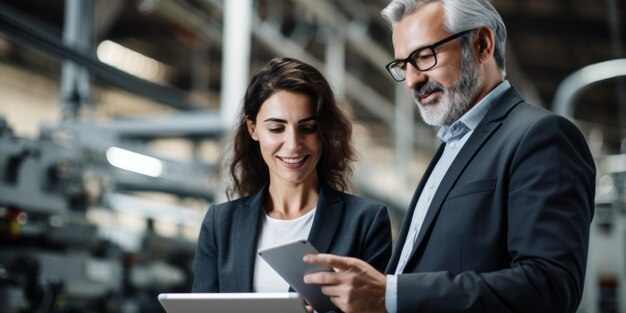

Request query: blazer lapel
[
  {"left": 386, "top": 144, "right": 445, "bottom": 274},
  {"left": 404, "top": 87, "right": 524, "bottom": 267},
  {"left": 307, "top": 184, "right": 343, "bottom": 253},
  {"left": 234, "top": 185, "right": 266, "bottom": 292}
]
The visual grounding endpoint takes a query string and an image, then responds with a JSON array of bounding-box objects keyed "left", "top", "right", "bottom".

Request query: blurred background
[{"left": 0, "top": 0, "right": 624, "bottom": 312}]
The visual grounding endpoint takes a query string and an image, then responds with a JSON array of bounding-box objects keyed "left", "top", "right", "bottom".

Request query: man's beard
[{"left": 412, "top": 45, "right": 482, "bottom": 127}]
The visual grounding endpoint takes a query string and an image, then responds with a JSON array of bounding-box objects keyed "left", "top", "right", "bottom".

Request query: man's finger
[
  {"left": 303, "top": 270, "right": 341, "bottom": 285},
  {"left": 319, "top": 284, "right": 347, "bottom": 297},
  {"left": 303, "top": 253, "right": 354, "bottom": 271}
]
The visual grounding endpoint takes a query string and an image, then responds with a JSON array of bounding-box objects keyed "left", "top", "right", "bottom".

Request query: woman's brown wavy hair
[{"left": 225, "top": 57, "right": 356, "bottom": 199}]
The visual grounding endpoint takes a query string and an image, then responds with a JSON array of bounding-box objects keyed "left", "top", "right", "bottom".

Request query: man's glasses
[{"left": 385, "top": 29, "right": 475, "bottom": 82}]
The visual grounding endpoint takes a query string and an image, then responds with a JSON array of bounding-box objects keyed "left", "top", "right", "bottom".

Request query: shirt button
[{"left": 449, "top": 142, "right": 456, "bottom": 148}]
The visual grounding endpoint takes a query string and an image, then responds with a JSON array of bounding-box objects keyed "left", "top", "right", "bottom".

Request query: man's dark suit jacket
[
  {"left": 386, "top": 87, "right": 596, "bottom": 313},
  {"left": 192, "top": 183, "right": 392, "bottom": 292}
]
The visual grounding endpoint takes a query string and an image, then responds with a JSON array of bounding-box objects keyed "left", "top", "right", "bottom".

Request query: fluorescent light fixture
[
  {"left": 97, "top": 40, "right": 166, "bottom": 83},
  {"left": 106, "top": 146, "right": 164, "bottom": 177}
]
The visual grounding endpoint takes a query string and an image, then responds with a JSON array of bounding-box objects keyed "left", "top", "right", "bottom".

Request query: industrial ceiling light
[
  {"left": 96, "top": 40, "right": 167, "bottom": 83},
  {"left": 106, "top": 146, "right": 164, "bottom": 177}
]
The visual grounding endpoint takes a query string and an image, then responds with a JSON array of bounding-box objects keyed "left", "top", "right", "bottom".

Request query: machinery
[{"left": 0, "top": 119, "right": 204, "bottom": 313}]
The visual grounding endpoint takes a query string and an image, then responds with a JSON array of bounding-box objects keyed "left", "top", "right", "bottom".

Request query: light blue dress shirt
[{"left": 385, "top": 80, "right": 511, "bottom": 313}]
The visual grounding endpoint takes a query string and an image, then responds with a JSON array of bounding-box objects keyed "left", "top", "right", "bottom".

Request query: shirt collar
[{"left": 438, "top": 80, "right": 510, "bottom": 143}]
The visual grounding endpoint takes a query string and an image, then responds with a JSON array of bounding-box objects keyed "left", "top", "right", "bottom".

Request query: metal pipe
[
  {"left": 60, "top": 0, "right": 93, "bottom": 122},
  {"left": 552, "top": 59, "right": 626, "bottom": 119},
  {"left": 220, "top": 0, "right": 252, "bottom": 129}
]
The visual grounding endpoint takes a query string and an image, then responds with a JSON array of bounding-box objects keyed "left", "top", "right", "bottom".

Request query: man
[{"left": 303, "top": 0, "right": 596, "bottom": 312}]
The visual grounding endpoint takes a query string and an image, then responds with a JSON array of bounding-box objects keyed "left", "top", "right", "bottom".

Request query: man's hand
[{"left": 303, "top": 254, "right": 386, "bottom": 313}]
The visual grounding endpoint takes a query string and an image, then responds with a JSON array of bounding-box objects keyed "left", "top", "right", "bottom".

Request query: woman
[{"left": 191, "top": 57, "right": 392, "bottom": 295}]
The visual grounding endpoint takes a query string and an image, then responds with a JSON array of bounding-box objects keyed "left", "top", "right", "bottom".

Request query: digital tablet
[
  {"left": 158, "top": 292, "right": 307, "bottom": 313},
  {"left": 258, "top": 240, "right": 336, "bottom": 312}
]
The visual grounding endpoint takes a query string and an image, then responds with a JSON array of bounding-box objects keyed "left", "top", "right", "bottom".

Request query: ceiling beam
[{"left": 0, "top": 2, "right": 192, "bottom": 110}]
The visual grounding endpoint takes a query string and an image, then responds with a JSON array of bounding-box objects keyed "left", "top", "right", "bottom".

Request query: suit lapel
[
  {"left": 234, "top": 186, "right": 266, "bottom": 292},
  {"left": 307, "top": 184, "right": 343, "bottom": 253},
  {"left": 404, "top": 87, "right": 524, "bottom": 268},
  {"left": 386, "top": 144, "right": 445, "bottom": 274}
]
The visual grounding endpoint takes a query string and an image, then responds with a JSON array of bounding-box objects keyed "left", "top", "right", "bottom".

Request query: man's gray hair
[{"left": 381, "top": 0, "right": 507, "bottom": 75}]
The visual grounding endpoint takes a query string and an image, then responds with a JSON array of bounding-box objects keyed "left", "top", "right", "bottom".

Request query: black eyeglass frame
[{"left": 385, "top": 29, "right": 475, "bottom": 82}]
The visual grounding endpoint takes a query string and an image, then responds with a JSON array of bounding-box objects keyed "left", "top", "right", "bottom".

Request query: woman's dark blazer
[{"left": 191, "top": 183, "right": 392, "bottom": 292}]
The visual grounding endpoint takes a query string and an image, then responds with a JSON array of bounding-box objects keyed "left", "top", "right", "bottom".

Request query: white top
[{"left": 253, "top": 208, "right": 317, "bottom": 292}]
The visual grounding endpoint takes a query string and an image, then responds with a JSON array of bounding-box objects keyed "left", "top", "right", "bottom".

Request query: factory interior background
[{"left": 0, "top": 0, "right": 624, "bottom": 312}]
